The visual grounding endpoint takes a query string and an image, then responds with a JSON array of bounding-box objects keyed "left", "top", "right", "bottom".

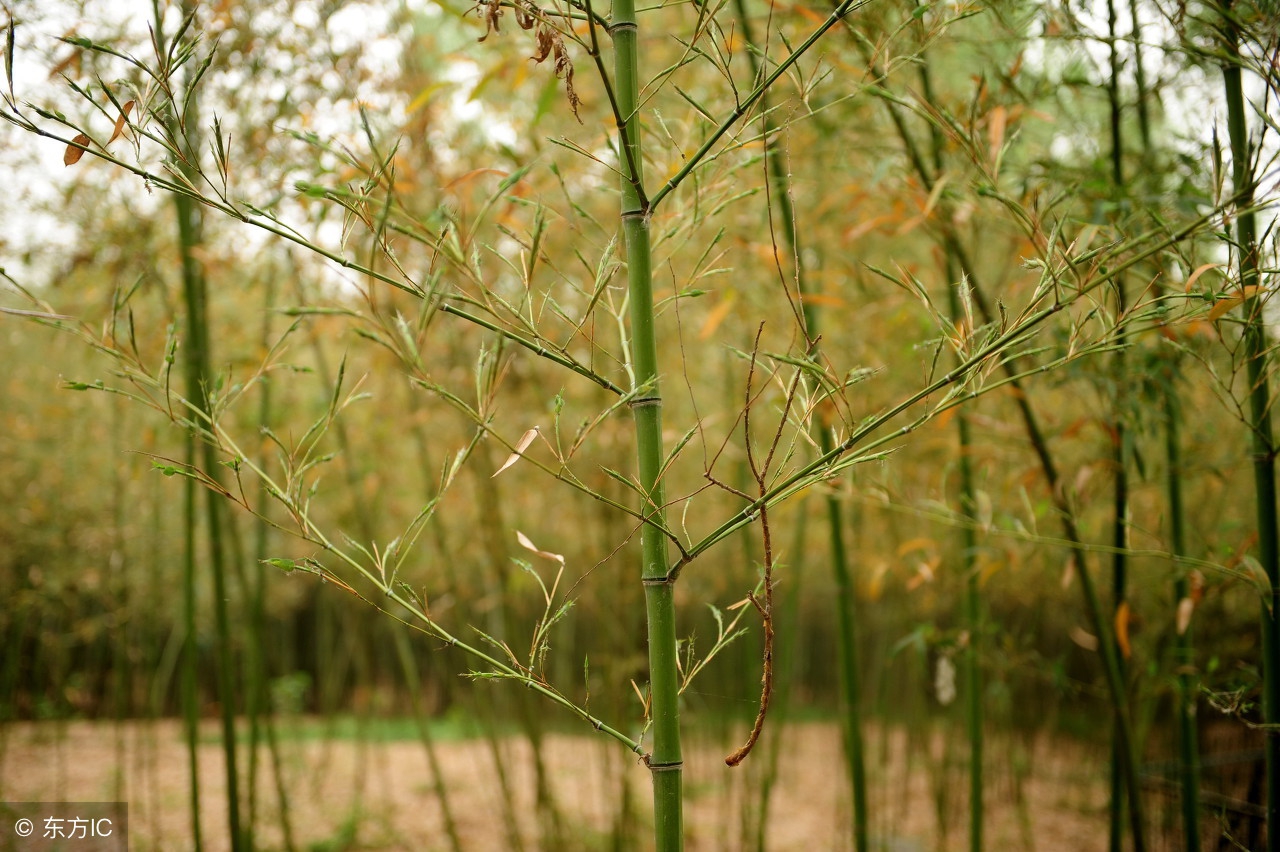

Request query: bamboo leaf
[
  {"left": 107, "top": 100, "right": 135, "bottom": 145},
  {"left": 1114, "top": 601, "right": 1132, "bottom": 659},
  {"left": 4, "top": 16, "right": 14, "bottom": 101},
  {"left": 1176, "top": 597, "right": 1194, "bottom": 636},
  {"left": 1183, "top": 262, "right": 1220, "bottom": 293},
  {"left": 516, "top": 530, "right": 565, "bottom": 565},
  {"left": 493, "top": 426, "right": 539, "bottom": 477},
  {"left": 64, "top": 133, "right": 90, "bottom": 166}
]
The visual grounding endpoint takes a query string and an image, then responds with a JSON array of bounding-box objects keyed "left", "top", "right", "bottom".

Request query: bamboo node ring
[{"left": 646, "top": 761, "right": 683, "bottom": 772}]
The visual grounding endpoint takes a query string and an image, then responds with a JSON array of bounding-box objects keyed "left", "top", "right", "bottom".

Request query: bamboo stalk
[
  {"left": 1103, "top": 2, "right": 1132, "bottom": 846},
  {"left": 181, "top": 390, "right": 204, "bottom": 852},
  {"left": 153, "top": 3, "right": 243, "bottom": 847},
  {"left": 1123, "top": 0, "right": 1199, "bottom": 839},
  {"left": 917, "top": 53, "right": 983, "bottom": 852},
  {"left": 1220, "top": 8, "right": 1279, "bottom": 850},
  {"left": 1163, "top": 386, "right": 1201, "bottom": 851},
  {"left": 609, "top": 0, "right": 683, "bottom": 843}
]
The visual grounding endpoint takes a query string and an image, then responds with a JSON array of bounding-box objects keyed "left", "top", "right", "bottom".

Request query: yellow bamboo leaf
[
  {"left": 801, "top": 293, "right": 846, "bottom": 308},
  {"left": 409, "top": 81, "right": 455, "bottom": 114},
  {"left": 493, "top": 427, "right": 539, "bottom": 477},
  {"left": 516, "top": 530, "right": 565, "bottom": 565},
  {"left": 1069, "top": 625, "right": 1098, "bottom": 651},
  {"left": 1208, "top": 285, "right": 1261, "bottom": 321},
  {"left": 1183, "top": 262, "right": 1220, "bottom": 293},
  {"left": 107, "top": 100, "right": 135, "bottom": 145},
  {"left": 1208, "top": 295, "right": 1244, "bottom": 322},
  {"left": 896, "top": 537, "right": 935, "bottom": 556},
  {"left": 843, "top": 215, "right": 891, "bottom": 242},
  {"left": 445, "top": 167, "right": 507, "bottom": 191},
  {"left": 1176, "top": 597, "right": 1194, "bottom": 636},
  {"left": 63, "top": 133, "right": 90, "bottom": 166},
  {"left": 988, "top": 105, "right": 1007, "bottom": 164},
  {"left": 1114, "top": 600, "right": 1132, "bottom": 659}
]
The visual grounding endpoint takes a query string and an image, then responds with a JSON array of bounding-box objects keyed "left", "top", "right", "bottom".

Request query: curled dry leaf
[
  {"left": 492, "top": 426, "right": 539, "bottom": 477},
  {"left": 107, "top": 100, "right": 135, "bottom": 145},
  {"left": 516, "top": 530, "right": 565, "bottom": 565},
  {"left": 1208, "top": 285, "right": 1261, "bottom": 322},
  {"left": 1114, "top": 600, "right": 1132, "bottom": 660},
  {"left": 475, "top": 0, "right": 580, "bottom": 120},
  {"left": 1176, "top": 597, "right": 1194, "bottom": 636},
  {"left": 63, "top": 133, "right": 91, "bottom": 166},
  {"left": 1068, "top": 624, "right": 1098, "bottom": 652}
]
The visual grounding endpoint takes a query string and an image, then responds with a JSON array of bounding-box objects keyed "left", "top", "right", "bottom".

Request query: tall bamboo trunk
[
  {"left": 610, "top": 3, "right": 684, "bottom": 846},
  {"left": 1220, "top": 9, "right": 1280, "bottom": 850}
]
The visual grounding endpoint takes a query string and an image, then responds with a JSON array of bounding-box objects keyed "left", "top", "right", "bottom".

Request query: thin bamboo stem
[
  {"left": 156, "top": 3, "right": 243, "bottom": 846},
  {"left": 917, "top": 52, "right": 983, "bottom": 852},
  {"left": 1104, "top": 2, "right": 1132, "bottom": 846},
  {"left": 727, "top": 0, "right": 868, "bottom": 844}
]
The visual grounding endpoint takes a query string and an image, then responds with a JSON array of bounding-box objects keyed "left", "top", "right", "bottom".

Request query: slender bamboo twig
[{"left": 725, "top": 0, "right": 868, "bottom": 841}]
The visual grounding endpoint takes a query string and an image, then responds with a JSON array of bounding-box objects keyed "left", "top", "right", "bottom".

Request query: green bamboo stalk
[
  {"left": 1126, "top": 0, "right": 1199, "bottom": 835},
  {"left": 245, "top": 272, "right": 272, "bottom": 849},
  {"left": 1103, "top": 2, "right": 1131, "bottom": 846},
  {"left": 1124, "top": 5, "right": 1201, "bottom": 844},
  {"left": 608, "top": 0, "right": 683, "bottom": 844},
  {"left": 247, "top": 270, "right": 297, "bottom": 852},
  {"left": 153, "top": 3, "right": 243, "bottom": 847},
  {"left": 917, "top": 53, "right": 983, "bottom": 852},
  {"left": 1220, "top": 8, "right": 1280, "bottom": 850},
  {"left": 959, "top": 404, "right": 982, "bottom": 852},
  {"left": 163, "top": 3, "right": 202, "bottom": 839},
  {"left": 181, "top": 397, "right": 203, "bottom": 852},
  {"left": 1163, "top": 385, "right": 1201, "bottom": 851},
  {"left": 391, "top": 632, "right": 463, "bottom": 852}
]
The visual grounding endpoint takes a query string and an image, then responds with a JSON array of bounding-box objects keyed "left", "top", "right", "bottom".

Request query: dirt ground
[{"left": 0, "top": 718, "right": 1117, "bottom": 851}]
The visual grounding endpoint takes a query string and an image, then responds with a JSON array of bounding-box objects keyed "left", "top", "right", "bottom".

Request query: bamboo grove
[{"left": 2, "top": 0, "right": 1279, "bottom": 848}]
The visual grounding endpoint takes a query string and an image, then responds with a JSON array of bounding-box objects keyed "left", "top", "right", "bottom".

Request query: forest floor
[{"left": 0, "top": 717, "right": 1167, "bottom": 851}]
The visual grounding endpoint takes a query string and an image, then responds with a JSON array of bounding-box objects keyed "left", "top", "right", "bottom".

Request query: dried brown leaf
[
  {"left": 516, "top": 530, "right": 565, "bottom": 565},
  {"left": 108, "top": 100, "right": 135, "bottom": 145},
  {"left": 492, "top": 427, "right": 539, "bottom": 477},
  {"left": 987, "top": 105, "right": 1007, "bottom": 164},
  {"left": 1114, "top": 600, "right": 1132, "bottom": 660},
  {"left": 63, "top": 133, "right": 90, "bottom": 166},
  {"left": 1176, "top": 597, "right": 1194, "bottom": 636},
  {"left": 1068, "top": 625, "right": 1098, "bottom": 652},
  {"left": 478, "top": 0, "right": 502, "bottom": 41}
]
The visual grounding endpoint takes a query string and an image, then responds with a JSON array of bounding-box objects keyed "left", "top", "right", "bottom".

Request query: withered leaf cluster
[{"left": 477, "top": 0, "right": 581, "bottom": 121}]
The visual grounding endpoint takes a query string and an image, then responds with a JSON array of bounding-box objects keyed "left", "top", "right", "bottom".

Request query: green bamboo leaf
[{"left": 4, "top": 17, "right": 14, "bottom": 101}]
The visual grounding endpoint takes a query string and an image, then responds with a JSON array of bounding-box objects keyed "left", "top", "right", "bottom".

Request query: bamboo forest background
[{"left": 0, "top": 0, "right": 1277, "bottom": 848}]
